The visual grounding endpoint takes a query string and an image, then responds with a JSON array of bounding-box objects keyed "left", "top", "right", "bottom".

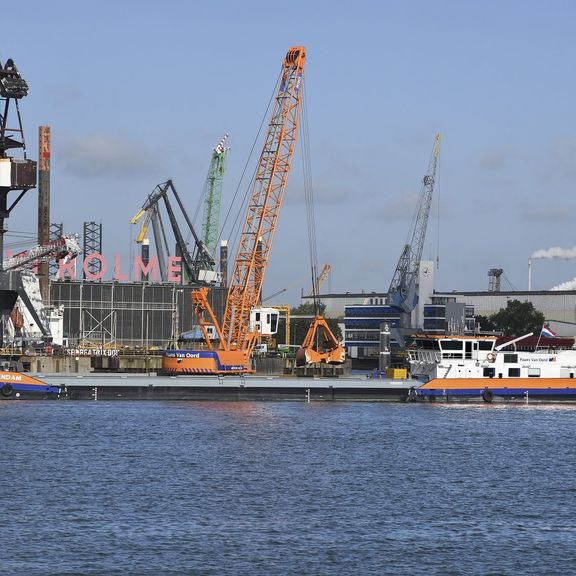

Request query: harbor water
[{"left": 2, "top": 400, "right": 576, "bottom": 575}]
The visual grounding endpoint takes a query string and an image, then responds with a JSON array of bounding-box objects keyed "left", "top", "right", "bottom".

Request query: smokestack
[
  {"left": 528, "top": 259, "right": 532, "bottom": 291},
  {"left": 38, "top": 126, "right": 50, "bottom": 304},
  {"left": 141, "top": 239, "right": 150, "bottom": 281},
  {"left": 220, "top": 240, "right": 228, "bottom": 288}
]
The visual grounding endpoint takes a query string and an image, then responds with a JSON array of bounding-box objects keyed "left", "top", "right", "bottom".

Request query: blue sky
[{"left": 3, "top": 0, "right": 576, "bottom": 303}]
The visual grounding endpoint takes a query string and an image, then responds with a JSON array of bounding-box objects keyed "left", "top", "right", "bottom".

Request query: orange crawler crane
[{"left": 162, "top": 46, "right": 306, "bottom": 375}]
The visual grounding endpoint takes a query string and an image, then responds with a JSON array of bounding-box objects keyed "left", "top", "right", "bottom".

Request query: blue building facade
[{"left": 344, "top": 296, "right": 475, "bottom": 365}]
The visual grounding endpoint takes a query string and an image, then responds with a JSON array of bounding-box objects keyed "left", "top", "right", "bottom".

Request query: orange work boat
[{"left": 0, "top": 368, "right": 60, "bottom": 399}]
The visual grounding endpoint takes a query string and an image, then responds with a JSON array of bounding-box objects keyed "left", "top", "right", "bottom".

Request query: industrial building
[
  {"left": 307, "top": 279, "right": 576, "bottom": 367},
  {"left": 431, "top": 289, "right": 576, "bottom": 336}
]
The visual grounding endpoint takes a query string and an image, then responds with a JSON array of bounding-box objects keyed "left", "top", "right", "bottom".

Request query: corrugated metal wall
[{"left": 50, "top": 281, "right": 228, "bottom": 347}]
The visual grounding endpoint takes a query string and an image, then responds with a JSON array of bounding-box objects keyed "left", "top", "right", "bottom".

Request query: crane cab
[{"left": 249, "top": 308, "right": 279, "bottom": 336}]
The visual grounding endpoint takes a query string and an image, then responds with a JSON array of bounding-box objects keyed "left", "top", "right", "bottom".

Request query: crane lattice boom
[
  {"left": 201, "top": 134, "right": 229, "bottom": 258},
  {"left": 3, "top": 234, "right": 81, "bottom": 271},
  {"left": 388, "top": 133, "right": 440, "bottom": 314},
  {"left": 223, "top": 46, "right": 306, "bottom": 350}
]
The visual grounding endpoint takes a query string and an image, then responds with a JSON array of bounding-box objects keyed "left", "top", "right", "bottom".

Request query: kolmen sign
[{"left": 57, "top": 254, "right": 183, "bottom": 282}]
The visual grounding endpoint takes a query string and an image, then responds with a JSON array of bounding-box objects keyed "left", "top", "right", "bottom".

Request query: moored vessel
[
  {"left": 409, "top": 332, "right": 576, "bottom": 402},
  {"left": 0, "top": 364, "right": 60, "bottom": 399}
]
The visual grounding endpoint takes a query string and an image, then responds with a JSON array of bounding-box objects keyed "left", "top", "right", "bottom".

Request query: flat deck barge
[{"left": 40, "top": 373, "right": 414, "bottom": 401}]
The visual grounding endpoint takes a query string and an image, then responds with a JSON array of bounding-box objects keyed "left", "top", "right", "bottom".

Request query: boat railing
[{"left": 409, "top": 349, "right": 441, "bottom": 363}]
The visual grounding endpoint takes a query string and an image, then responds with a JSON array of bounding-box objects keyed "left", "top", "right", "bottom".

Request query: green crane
[{"left": 201, "top": 134, "right": 229, "bottom": 260}]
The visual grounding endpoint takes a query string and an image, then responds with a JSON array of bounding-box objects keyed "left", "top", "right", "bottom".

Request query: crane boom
[
  {"left": 312, "top": 263, "right": 331, "bottom": 295},
  {"left": 223, "top": 46, "right": 306, "bottom": 350},
  {"left": 3, "top": 234, "right": 81, "bottom": 271},
  {"left": 201, "top": 134, "right": 229, "bottom": 258},
  {"left": 387, "top": 133, "right": 440, "bottom": 314},
  {"left": 132, "top": 180, "right": 215, "bottom": 284}
]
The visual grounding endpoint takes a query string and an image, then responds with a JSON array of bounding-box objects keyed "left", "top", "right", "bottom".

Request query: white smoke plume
[
  {"left": 551, "top": 278, "right": 576, "bottom": 291},
  {"left": 531, "top": 246, "right": 576, "bottom": 260}
]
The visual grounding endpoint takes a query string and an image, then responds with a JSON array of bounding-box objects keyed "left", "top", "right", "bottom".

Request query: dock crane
[
  {"left": 130, "top": 180, "right": 216, "bottom": 284},
  {"left": 387, "top": 133, "right": 440, "bottom": 345},
  {"left": 200, "top": 134, "right": 229, "bottom": 259},
  {"left": 3, "top": 234, "right": 81, "bottom": 272},
  {"left": 311, "top": 263, "right": 331, "bottom": 295},
  {"left": 130, "top": 199, "right": 170, "bottom": 281},
  {"left": 2, "top": 234, "right": 81, "bottom": 340},
  {"left": 162, "top": 46, "right": 306, "bottom": 374}
]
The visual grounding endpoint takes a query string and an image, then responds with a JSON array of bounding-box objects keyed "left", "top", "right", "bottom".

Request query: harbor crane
[
  {"left": 311, "top": 263, "right": 331, "bottom": 295},
  {"left": 3, "top": 234, "right": 81, "bottom": 272},
  {"left": 130, "top": 180, "right": 216, "bottom": 284},
  {"left": 2, "top": 234, "right": 81, "bottom": 339},
  {"left": 387, "top": 133, "right": 440, "bottom": 344},
  {"left": 130, "top": 201, "right": 169, "bottom": 281},
  {"left": 0, "top": 59, "right": 37, "bottom": 271},
  {"left": 162, "top": 46, "right": 307, "bottom": 374},
  {"left": 200, "top": 134, "right": 229, "bottom": 259}
]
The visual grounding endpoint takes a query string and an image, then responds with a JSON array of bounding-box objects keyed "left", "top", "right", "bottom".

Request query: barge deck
[{"left": 40, "top": 373, "right": 414, "bottom": 401}]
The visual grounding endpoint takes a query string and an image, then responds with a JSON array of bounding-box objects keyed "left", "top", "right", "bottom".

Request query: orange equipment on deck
[{"left": 295, "top": 316, "right": 345, "bottom": 367}]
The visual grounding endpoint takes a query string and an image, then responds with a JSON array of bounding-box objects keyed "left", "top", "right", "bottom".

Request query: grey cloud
[
  {"left": 546, "top": 137, "right": 576, "bottom": 181},
  {"left": 478, "top": 150, "right": 512, "bottom": 170},
  {"left": 380, "top": 192, "right": 420, "bottom": 221},
  {"left": 282, "top": 180, "right": 352, "bottom": 207},
  {"left": 520, "top": 204, "right": 572, "bottom": 222},
  {"left": 59, "top": 134, "right": 162, "bottom": 179}
]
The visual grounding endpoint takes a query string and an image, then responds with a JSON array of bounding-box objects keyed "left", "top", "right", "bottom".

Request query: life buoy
[
  {"left": 1, "top": 383, "right": 14, "bottom": 397},
  {"left": 481, "top": 388, "right": 494, "bottom": 403},
  {"left": 486, "top": 353, "right": 496, "bottom": 363}
]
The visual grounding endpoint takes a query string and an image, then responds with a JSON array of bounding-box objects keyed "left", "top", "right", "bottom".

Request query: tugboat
[
  {"left": 409, "top": 332, "right": 576, "bottom": 402},
  {"left": 0, "top": 359, "right": 59, "bottom": 400}
]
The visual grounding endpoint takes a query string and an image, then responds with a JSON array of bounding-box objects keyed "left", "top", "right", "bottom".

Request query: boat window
[
  {"left": 508, "top": 368, "right": 520, "bottom": 377},
  {"left": 465, "top": 341, "right": 472, "bottom": 359},
  {"left": 503, "top": 353, "right": 518, "bottom": 364},
  {"left": 440, "top": 340, "right": 463, "bottom": 351},
  {"left": 528, "top": 368, "right": 541, "bottom": 378},
  {"left": 483, "top": 367, "right": 495, "bottom": 378},
  {"left": 478, "top": 341, "right": 494, "bottom": 351}
]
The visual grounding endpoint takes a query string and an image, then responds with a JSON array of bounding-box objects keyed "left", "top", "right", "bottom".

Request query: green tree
[
  {"left": 475, "top": 314, "right": 496, "bottom": 332},
  {"left": 284, "top": 302, "right": 342, "bottom": 347},
  {"left": 488, "top": 300, "right": 545, "bottom": 337}
]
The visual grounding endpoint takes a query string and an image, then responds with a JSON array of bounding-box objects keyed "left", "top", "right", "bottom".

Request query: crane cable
[
  {"left": 218, "top": 69, "right": 283, "bottom": 264},
  {"left": 299, "top": 73, "right": 319, "bottom": 315}
]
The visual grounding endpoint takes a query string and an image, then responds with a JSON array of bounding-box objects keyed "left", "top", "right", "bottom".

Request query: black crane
[
  {"left": 0, "top": 59, "right": 37, "bottom": 271},
  {"left": 139, "top": 180, "right": 215, "bottom": 284}
]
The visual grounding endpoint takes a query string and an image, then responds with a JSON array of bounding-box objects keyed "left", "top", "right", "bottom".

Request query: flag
[{"left": 540, "top": 325, "right": 557, "bottom": 338}]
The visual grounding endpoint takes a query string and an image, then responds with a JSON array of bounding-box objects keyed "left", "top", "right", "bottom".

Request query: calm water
[{"left": 1, "top": 400, "right": 576, "bottom": 575}]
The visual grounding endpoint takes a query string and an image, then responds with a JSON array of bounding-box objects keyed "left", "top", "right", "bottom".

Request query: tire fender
[
  {"left": 481, "top": 388, "right": 494, "bottom": 403},
  {"left": 1, "top": 383, "right": 14, "bottom": 397}
]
